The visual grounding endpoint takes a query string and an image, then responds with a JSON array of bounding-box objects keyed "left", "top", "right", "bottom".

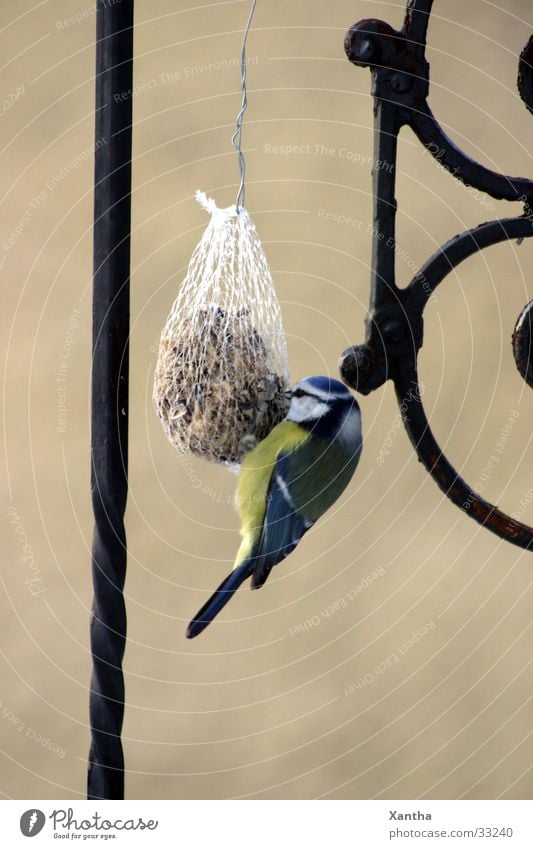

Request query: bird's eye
[{"left": 293, "top": 388, "right": 305, "bottom": 398}]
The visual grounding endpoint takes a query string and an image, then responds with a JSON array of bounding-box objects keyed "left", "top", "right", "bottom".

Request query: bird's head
[{"left": 286, "top": 375, "right": 361, "bottom": 439}]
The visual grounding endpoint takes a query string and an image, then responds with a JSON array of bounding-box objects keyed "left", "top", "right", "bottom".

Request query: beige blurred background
[{"left": 1, "top": 0, "right": 532, "bottom": 800}]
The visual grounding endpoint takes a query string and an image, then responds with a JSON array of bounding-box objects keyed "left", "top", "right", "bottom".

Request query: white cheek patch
[
  {"left": 288, "top": 396, "right": 331, "bottom": 422},
  {"left": 336, "top": 406, "right": 362, "bottom": 452}
]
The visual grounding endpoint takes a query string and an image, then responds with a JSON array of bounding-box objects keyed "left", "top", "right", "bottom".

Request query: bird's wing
[
  {"left": 186, "top": 561, "right": 252, "bottom": 639},
  {"left": 250, "top": 450, "right": 314, "bottom": 589},
  {"left": 251, "top": 433, "right": 360, "bottom": 589}
]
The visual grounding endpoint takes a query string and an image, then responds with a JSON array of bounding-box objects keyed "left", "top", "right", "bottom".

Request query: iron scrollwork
[{"left": 340, "top": 0, "right": 533, "bottom": 549}]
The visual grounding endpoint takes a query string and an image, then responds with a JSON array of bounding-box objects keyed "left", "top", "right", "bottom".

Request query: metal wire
[{"left": 232, "top": 0, "right": 258, "bottom": 212}]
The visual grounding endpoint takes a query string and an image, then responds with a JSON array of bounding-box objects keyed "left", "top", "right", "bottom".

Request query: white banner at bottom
[{"left": 2, "top": 799, "right": 533, "bottom": 848}]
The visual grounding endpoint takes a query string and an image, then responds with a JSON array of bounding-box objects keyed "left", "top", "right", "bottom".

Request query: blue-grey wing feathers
[
  {"left": 186, "top": 424, "right": 362, "bottom": 638},
  {"left": 186, "top": 562, "right": 251, "bottom": 639},
  {"left": 250, "top": 453, "right": 313, "bottom": 589},
  {"left": 187, "top": 453, "right": 313, "bottom": 636}
]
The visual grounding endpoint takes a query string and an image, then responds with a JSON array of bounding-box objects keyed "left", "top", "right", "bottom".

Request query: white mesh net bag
[{"left": 153, "top": 191, "right": 290, "bottom": 466}]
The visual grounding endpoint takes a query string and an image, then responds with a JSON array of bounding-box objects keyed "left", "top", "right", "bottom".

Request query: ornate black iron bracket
[{"left": 339, "top": 0, "right": 533, "bottom": 549}]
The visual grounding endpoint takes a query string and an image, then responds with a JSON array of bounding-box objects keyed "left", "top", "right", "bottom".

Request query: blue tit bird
[{"left": 186, "top": 375, "right": 362, "bottom": 638}]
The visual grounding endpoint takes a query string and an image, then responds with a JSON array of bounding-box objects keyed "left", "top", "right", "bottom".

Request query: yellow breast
[{"left": 234, "top": 420, "right": 308, "bottom": 564}]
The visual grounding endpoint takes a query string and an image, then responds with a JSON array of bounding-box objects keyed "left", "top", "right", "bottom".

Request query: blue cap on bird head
[
  {"left": 297, "top": 375, "right": 354, "bottom": 400},
  {"left": 288, "top": 375, "right": 360, "bottom": 430}
]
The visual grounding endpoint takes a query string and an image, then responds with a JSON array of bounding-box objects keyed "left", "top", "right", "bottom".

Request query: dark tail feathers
[{"left": 186, "top": 562, "right": 251, "bottom": 639}]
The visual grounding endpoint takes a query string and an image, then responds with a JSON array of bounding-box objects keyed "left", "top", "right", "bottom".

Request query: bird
[{"left": 186, "top": 375, "right": 362, "bottom": 638}]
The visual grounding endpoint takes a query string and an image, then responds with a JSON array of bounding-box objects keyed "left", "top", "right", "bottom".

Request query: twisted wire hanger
[{"left": 232, "top": 0, "right": 258, "bottom": 213}]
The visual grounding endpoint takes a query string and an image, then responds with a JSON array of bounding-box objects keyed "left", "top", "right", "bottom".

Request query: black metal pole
[{"left": 88, "top": 0, "right": 134, "bottom": 801}]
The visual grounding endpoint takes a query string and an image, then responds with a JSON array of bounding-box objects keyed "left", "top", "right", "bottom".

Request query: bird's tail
[{"left": 186, "top": 562, "right": 252, "bottom": 639}]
